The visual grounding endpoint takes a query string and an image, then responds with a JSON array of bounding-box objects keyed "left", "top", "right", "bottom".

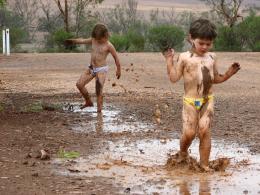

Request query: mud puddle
[
  {"left": 63, "top": 103, "right": 153, "bottom": 133},
  {"left": 53, "top": 139, "right": 260, "bottom": 194}
]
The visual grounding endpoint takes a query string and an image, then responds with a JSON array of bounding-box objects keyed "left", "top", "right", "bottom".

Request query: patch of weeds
[
  {"left": 22, "top": 101, "right": 43, "bottom": 113},
  {"left": 0, "top": 104, "right": 4, "bottom": 112},
  {"left": 58, "top": 149, "right": 80, "bottom": 159},
  {"left": 21, "top": 101, "right": 63, "bottom": 112}
]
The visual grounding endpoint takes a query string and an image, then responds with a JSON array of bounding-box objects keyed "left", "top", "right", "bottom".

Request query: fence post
[
  {"left": 6, "top": 29, "right": 10, "bottom": 56},
  {"left": 2, "top": 29, "right": 6, "bottom": 55}
]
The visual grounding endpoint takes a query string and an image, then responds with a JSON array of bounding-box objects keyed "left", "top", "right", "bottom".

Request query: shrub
[
  {"left": 147, "top": 25, "right": 185, "bottom": 52},
  {"left": 53, "top": 29, "right": 74, "bottom": 49},
  {"left": 0, "top": 27, "right": 28, "bottom": 51},
  {"left": 110, "top": 34, "right": 129, "bottom": 52},
  {"left": 10, "top": 28, "right": 29, "bottom": 48},
  {"left": 214, "top": 26, "right": 242, "bottom": 51},
  {"left": 237, "top": 14, "right": 260, "bottom": 51},
  {"left": 126, "top": 30, "right": 145, "bottom": 52}
]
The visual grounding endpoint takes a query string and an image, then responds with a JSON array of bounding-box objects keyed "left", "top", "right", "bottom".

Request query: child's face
[
  {"left": 192, "top": 38, "right": 213, "bottom": 55},
  {"left": 96, "top": 34, "right": 109, "bottom": 44}
]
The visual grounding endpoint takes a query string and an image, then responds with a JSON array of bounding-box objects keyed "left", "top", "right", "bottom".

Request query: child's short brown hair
[
  {"left": 91, "top": 23, "right": 109, "bottom": 40},
  {"left": 189, "top": 19, "right": 217, "bottom": 40}
]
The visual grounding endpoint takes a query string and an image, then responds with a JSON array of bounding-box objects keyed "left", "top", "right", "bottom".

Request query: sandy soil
[{"left": 0, "top": 52, "right": 260, "bottom": 194}]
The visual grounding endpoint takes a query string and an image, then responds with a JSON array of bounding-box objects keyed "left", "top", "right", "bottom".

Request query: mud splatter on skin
[
  {"left": 201, "top": 67, "right": 212, "bottom": 96},
  {"left": 96, "top": 79, "right": 102, "bottom": 96},
  {"left": 197, "top": 84, "right": 202, "bottom": 94},
  {"left": 177, "top": 55, "right": 180, "bottom": 62}
]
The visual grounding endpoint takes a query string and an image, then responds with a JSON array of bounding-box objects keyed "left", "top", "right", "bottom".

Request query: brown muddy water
[
  {"left": 58, "top": 103, "right": 260, "bottom": 195},
  {"left": 63, "top": 103, "right": 153, "bottom": 133}
]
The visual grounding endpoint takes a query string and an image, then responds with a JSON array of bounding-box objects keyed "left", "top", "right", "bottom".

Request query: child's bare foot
[
  {"left": 80, "top": 100, "right": 94, "bottom": 109},
  {"left": 176, "top": 151, "right": 189, "bottom": 163},
  {"left": 200, "top": 164, "right": 214, "bottom": 173}
]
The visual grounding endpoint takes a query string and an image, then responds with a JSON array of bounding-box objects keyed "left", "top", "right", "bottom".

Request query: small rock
[
  {"left": 36, "top": 150, "right": 50, "bottom": 160},
  {"left": 163, "top": 104, "right": 169, "bottom": 109},
  {"left": 154, "top": 105, "right": 161, "bottom": 118},
  {"left": 155, "top": 118, "right": 161, "bottom": 124},
  {"left": 32, "top": 172, "right": 39, "bottom": 177},
  {"left": 30, "top": 162, "right": 36, "bottom": 167},
  {"left": 139, "top": 149, "right": 145, "bottom": 154},
  {"left": 25, "top": 153, "right": 32, "bottom": 159},
  {"left": 42, "top": 103, "right": 56, "bottom": 111},
  {"left": 124, "top": 187, "right": 131, "bottom": 193},
  {"left": 68, "top": 168, "right": 80, "bottom": 173}
]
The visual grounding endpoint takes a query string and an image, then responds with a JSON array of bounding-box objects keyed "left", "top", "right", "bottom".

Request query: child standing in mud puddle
[
  {"left": 65, "top": 23, "right": 121, "bottom": 112},
  {"left": 163, "top": 19, "right": 240, "bottom": 171}
]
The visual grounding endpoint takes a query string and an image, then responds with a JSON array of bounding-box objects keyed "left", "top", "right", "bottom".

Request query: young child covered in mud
[
  {"left": 65, "top": 24, "right": 121, "bottom": 112},
  {"left": 163, "top": 19, "right": 240, "bottom": 171}
]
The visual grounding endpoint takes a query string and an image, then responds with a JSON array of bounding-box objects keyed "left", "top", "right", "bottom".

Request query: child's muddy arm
[
  {"left": 109, "top": 43, "right": 121, "bottom": 79},
  {"left": 65, "top": 38, "right": 92, "bottom": 45},
  {"left": 213, "top": 62, "right": 240, "bottom": 84},
  {"left": 164, "top": 50, "right": 184, "bottom": 83}
]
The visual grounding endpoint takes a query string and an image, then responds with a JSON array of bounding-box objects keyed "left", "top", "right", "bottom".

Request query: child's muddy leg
[
  {"left": 180, "top": 104, "right": 198, "bottom": 158},
  {"left": 76, "top": 69, "right": 94, "bottom": 108},
  {"left": 96, "top": 72, "right": 106, "bottom": 113},
  {"left": 198, "top": 101, "right": 214, "bottom": 170}
]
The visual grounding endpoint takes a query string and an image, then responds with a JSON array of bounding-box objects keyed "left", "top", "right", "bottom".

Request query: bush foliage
[{"left": 147, "top": 25, "right": 185, "bottom": 52}]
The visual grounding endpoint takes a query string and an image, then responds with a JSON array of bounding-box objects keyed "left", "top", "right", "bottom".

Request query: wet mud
[{"left": 1, "top": 53, "right": 260, "bottom": 194}]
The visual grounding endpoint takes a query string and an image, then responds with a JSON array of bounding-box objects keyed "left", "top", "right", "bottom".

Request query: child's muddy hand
[
  {"left": 229, "top": 62, "right": 241, "bottom": 75},
  {"left": 163, "top": 48, "right": 174, "bottom": 59},
  {"left": 116, "top": 69, "right": 121, "bottom": 79}
]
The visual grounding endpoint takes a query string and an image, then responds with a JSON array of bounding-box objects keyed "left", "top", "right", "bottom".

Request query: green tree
[
  {"left": 38, "top": 0, "right": 63, "bottom": 34},
  {"left": 199, "top": 0, "right": 244, "bottom": 27},
  {"left": 54, "top": 0, "right": 103, "bottom": 33},
  {"left": 0, "top": 0, "right": 6, "bottom": 7},
  {"left": 101, "top": 0, "right": 141, "bottom": 34}
]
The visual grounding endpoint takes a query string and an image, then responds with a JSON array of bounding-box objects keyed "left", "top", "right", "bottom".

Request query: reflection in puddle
[
  {"left": 63, "top": 103, "right": 152, "bottom": 133},
  {"left": 54, "top": 139, "right": 260, "bottom": 194}
]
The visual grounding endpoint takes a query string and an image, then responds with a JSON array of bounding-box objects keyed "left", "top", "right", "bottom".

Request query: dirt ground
[{"left": 0, "top": 52, "right": 260, "bottom": 195}]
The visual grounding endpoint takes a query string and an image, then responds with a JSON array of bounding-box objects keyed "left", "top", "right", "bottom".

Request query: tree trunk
[{"left": 55, "top": 0, "right": 69, "bottom": 32}]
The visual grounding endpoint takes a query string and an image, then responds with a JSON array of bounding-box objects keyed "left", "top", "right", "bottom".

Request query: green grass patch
[
  {"left": 22, "top": 101, "right": 63, "bottom": 112},
  {"left": 22, "top": 101, "right": 43, "bottom": 112},
  {"left": 58, "top": 149, "right": 80, "bottom": 159},
  {"left": 0, "top": 104, "right": 4, "bottom": 112},
  {"left": 22, "top": 102, "right": 43, "bottom": 112}
]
